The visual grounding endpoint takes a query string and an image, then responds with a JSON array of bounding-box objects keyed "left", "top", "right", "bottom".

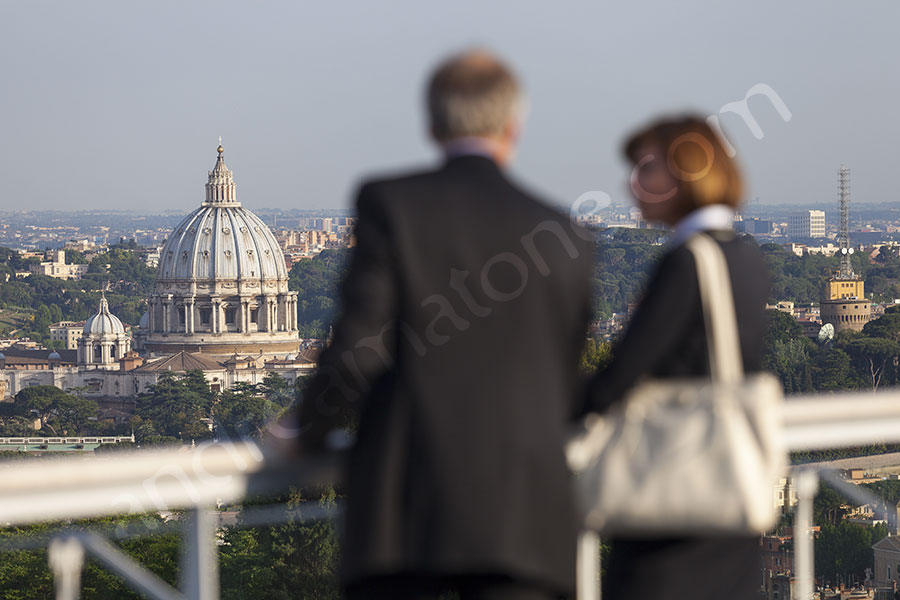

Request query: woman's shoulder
[
  {"left": 661, "top": 232, "right": 766, "bottom": 282},
  {"left": 679, "top": 231, "right": 765, "bottom": 263}
]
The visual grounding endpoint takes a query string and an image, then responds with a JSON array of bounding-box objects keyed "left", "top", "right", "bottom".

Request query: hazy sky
[{"left": 2, "top": 1, "right": 899, "bottom": 213}]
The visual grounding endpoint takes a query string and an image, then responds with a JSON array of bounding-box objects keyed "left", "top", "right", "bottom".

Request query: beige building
[
  {"left": 873, "top": 535, "right": 900, "bottom": 590},
  {"left": 28, "top": 250, "right": 89, "bottom": 280},
  {"left": 49, "top": 321, "right": 86, "bottom": 350},
  {"left": 827, "top": 279, "right": 866, "bottom": 301},
  {"left": 821, "top": 277, "right": 870, "bottom": 333},
  {"left": 821, "top": 298, "right": 870, "bottom": 333}
]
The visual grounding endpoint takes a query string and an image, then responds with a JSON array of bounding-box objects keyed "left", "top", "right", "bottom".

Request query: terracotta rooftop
[{"left": 0, "top": 348, "right": 77, "bottom": 365}]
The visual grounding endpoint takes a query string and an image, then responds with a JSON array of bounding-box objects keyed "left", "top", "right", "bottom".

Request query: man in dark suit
[{"left": 298, "top": 50, "right": 593, "bottom": 600}]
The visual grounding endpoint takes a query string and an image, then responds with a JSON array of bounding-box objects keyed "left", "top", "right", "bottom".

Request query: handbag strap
[{"left": 685, "top": 233, "right": 744, "bottom": 384}]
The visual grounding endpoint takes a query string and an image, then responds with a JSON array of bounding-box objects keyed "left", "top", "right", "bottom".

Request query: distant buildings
[
  {"left": 734, "top": 217, "right": 775, "bottom": 235},
  {"left": 49, "top": 320, "right": 86, "bottom": 350},
  {"left": 28, "top": 250, "right": 89, "bottom": 280},
  {"left": 821, "top": 169, "right": 871, "bottom": 333},
  {"left": 788, "top": 210, "right": 826, "bottom": 240},
  {"left": 0, "top": 146, "right": 320, "bottom": 417}
]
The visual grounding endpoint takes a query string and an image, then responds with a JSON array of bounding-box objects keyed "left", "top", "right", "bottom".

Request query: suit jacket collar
[{"left": 443, "top": 153, "right": 504, "bottom": 175}]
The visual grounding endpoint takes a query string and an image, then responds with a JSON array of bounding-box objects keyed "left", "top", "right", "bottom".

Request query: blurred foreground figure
[
  {"left": 298, "top": 50, "right": 592, "bottom": 599},
  {"left": 580, "top": 116, "right": 768, "bottom": 600}
]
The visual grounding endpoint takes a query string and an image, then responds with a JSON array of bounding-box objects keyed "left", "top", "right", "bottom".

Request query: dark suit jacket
[
  {"left": 583, "top": 230, "right": 769, "bottom": 600},
  {"left": 299, "top": 155, "right": 594, "bottom": 594}
]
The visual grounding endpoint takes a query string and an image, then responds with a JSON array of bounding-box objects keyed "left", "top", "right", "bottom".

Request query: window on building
[
  {"left": 200, "top": 308, "right": 211, "bottom": 325},
  {"left": 178, "top": 309, "right": 186, "bottom": 325},
  {"left": 250, "top": 308, "right": 258, "bottom": 323},
  {"left": 94, "top": 345, "right": 102, "bottom": 361},
  {"left": 225, "top": 308, "right": 236, "bottom": 324}
]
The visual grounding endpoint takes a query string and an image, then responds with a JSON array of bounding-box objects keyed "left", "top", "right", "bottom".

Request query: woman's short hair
[
  {"left": 623, "top": 115, "right": 743, "bottom": 212},
  {"left": 427, "top": 50, "right": 522, "bottom": 142}
]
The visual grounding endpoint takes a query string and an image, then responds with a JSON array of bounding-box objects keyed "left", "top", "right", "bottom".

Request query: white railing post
[
  {"left": 577, "top": 530, "right": 601, "bottom": 600},
  {"left": 794, "top": 470, "right": 819, "bottom": 600},
  {"left": 48, "top": 536, "right": 85, "bottom": 600},
  {"left": 181, "top": 507, "right": 219, "bottom": 600}
]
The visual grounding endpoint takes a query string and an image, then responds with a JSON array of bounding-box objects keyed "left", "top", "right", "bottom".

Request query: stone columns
[
  {"left": 212, "top": 298, "right": 222, "bottom": 333},
  {"left": 241, "top": 298, "right": 250, "bottom": 333},
  {"left": 289, "top": 295, "right": 297, "bottom": 331},
  {"left": 271, "top": 297, "right": 279, "bottom": 332},
  {"left": 187, "top": 300, "right": 195, "bottom": 334},
  {"left": 275, "top": 296, "right": 283, "bottom": 332},
  {"left": 162, "top": 301, "right": 170, "bottom": 333}
]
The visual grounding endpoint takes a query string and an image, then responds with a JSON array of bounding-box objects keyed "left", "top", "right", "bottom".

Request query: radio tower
[{"left": 838, "top": 165, "right": 854, "bottom": 279}]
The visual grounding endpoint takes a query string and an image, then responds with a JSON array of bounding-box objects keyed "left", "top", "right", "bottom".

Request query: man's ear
[{"left": 504, "top": 118, "right": 522, "bottom": 145}]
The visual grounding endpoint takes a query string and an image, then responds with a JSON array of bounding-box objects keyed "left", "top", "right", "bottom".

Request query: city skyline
[{"left": 2, "top": 1, "right": 900, "bottom": 212}]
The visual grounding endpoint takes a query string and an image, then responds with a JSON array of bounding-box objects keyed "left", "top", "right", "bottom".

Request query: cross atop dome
[{"left": 205, "top": 142, "right": 238, "bottom": 205}]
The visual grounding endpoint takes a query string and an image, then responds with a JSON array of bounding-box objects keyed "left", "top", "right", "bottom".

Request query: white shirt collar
[
  {"left": 669, "top": 204, "right": 735, "bottom": 247},
  {"left": 442, "top": 137, "right": 496, "bottom": 160}
]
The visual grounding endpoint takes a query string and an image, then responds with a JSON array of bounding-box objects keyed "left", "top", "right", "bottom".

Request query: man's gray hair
[{"left": 427, "top": 50, "right": 522, "bottom": 142}]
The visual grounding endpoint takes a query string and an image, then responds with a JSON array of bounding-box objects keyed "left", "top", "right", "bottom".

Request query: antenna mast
[{"left": 838, "top": 165, "right": 854, "bottom": 279}]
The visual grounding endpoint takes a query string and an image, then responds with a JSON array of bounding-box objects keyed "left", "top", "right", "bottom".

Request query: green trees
[
  {"left": 591, "top": 237, "right": 661, "bottom": 320},
  {"left": 0, "top": 245, "right": 153, "bottom": 331},
  {"left": 215, "top": 383, "right": 281, "bottom": 440},
  {"left": 214, "top": 373, "right": 297, "bottom": 440},
  {"left": 815, "top": 521, "right": 888, "bottom": 587},
  {"left": 135, "top": 371, "right": 215, "bottom": 444},
  {"left": 581, "top": 339, "right": 613, "bottom": 373},
  {"left": 220, "top": 488, "right": 341, "bottom": 600},
  {"left": 811, "top": 348, "right": 854, "bottom": 391},
  {"left": 0, "top": 515, "right": 180, "bottom": 600},
  {"left": 259, "top": 372, "right": 295, "bottom": 408},
  {"left": 288, "top": 249, "right": 350, "bottom": 338},
  {"left": 762, "top": 311, "right": 816, "bottom": 393},
  {"left": 810, "top": 483, "right": 891, "bottom": 588},
  {"left": 841, "top": 337, "right": 900, "bottom": 391},
  {"left": 84, "top": 248, "right": 155, "bottom": 294},
  {"left": 8, "top": 386, "right": 98, "bottom": 436}
]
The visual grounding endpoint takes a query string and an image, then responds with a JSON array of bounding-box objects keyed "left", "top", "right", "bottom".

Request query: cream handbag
[{"left": 567, "top": 233, "right": 785, "bottom": 536}]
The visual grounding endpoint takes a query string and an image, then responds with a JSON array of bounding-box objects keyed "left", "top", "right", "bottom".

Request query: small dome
[
  {"left": 139, "top": 310, "right": 150, "bottom": 329},
  {"left": 285, "top": 353, "right": 296, "bottom": 361},
  {"left": 83, "top": 296, "right": 126, "bottom": 336},
  {"left": 48, "top": 351, "right": 61, "bottom": 360}
]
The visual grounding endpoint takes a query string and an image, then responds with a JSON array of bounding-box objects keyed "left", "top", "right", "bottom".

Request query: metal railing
[{"left": 2, "top": 390, "right": 900, "bottom": 600}]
